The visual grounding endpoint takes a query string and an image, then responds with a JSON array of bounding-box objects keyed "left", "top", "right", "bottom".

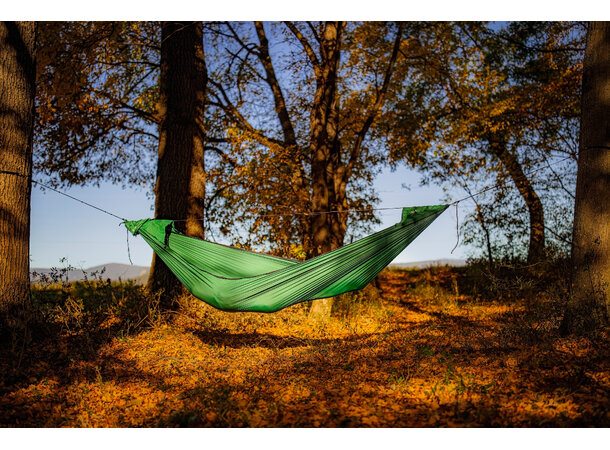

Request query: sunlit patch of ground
[{"left": 1, "top": 269, "right": 609, "bottom": 427}]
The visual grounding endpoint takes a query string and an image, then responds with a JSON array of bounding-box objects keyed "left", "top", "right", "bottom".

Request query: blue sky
[{"left": 29, "top": 164, "right": 470, "bottom": 269}]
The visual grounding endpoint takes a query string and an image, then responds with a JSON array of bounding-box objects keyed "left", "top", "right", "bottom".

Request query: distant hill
[
  {"left": 30, "top": 258, "right": 466, "bottom": 284},
  {"left": 389, "top": 259, "right": 467, "bottom": 269},
  {"left": 31, "top": 263, "right": 149, "bottom": 284}
]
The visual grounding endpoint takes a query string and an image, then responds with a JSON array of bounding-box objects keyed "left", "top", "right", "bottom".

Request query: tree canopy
[
  {"left": 34, "top": 21, "right": 586, "bottom": 266},
  {"left": 381, "top": 21, "right": 585, "bottom": 262},
  {"left": 36, "top": 21, "right": 160, "bottom": 188}
]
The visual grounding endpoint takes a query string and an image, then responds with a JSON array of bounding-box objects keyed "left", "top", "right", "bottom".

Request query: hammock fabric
[{"left": 124, "top": 204, "right": 448, "bottom": 313}]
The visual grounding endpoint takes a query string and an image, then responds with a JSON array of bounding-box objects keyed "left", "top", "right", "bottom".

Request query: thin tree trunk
[
  {"left": 0, "top": 22, "right": 36, "bottom": 323},
  {"left": 560, "top": 22, "right": 610, "bottom": 334},
  {"left": 490, "top": 137, "right": 546, "bottom": 263},
  {"left": 148, "top": 21, "right": 207, "bottom": 308},
  {"left": 308, "top": 22, "right": 343, "bottom": 319}
]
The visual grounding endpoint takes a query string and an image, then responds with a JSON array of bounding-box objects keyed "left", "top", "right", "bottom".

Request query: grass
[{"left": 0, "top": 263, "right": 609, "bottom": 427}]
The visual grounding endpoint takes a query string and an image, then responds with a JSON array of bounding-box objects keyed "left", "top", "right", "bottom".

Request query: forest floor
[{"left": 1, "top": 265, "right": 609, "bottom": 427}]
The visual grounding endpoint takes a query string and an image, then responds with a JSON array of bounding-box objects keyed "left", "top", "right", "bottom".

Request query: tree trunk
[
  {"left": 560, "top": 22, "right": 610, "bottom": 334},
  {"left": 308, "top": 22, "right": 344, "bottom": 319},
  {"left": 0, "top": 22, "right": 36, "bottom": 324},
  {"left": 148, "top": 21, "right": 207, "bottom": 308},
  {"left": 490, "top": 137, "right": 546, "bottom": 263}
]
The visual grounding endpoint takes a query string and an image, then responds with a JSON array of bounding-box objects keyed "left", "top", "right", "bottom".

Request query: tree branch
[
  {"left": 283, "top": 21, "right": 320, "bottom": 76},
  {"left": 208, "top": 79, "right": 284, "bottom": 149},
  {"left": 117, "top": 99, "right": 160, "bottom": 124},
  {"left": 95, "top": 90, "right": 160, "bottom": 124},
  {"left": 254, "top": 21, "right": 298, "bottom": 148},
  {"left": 306, "top": 21, "right": 322, "bottom": 45},
  {"left": 205, "top": 145, "right": 236, "bottom": 167},
  {"left": 347, "top": 23, "right": 404, "bottom": 176},
  {"left": 225, "top": 22, "right": 261, "bottom": 58}
]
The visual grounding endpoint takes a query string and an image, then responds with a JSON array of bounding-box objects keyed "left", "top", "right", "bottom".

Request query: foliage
[
  {"left": 382, "top": 22, "right": 585, "bottom": 260},
  {"left": 34, "top": 21, "right": 584, "bottom": 262},
  {"left": 35, "top": 21, "right": 160, "bottom": 188},
  {"left": 1, "top": 267, "right": 609, "bottom": 427},
  {"left": 34, "top": 21, "right": 403, "bottom": 257},
  {"left": 30, "top": 279, "right": 161, "bottom": 336},
  {"left": 203, "top": 22, "right": 406, "bottom": 256},
  {"left": 13, "top": 262, "right": 160, "bottom": 346}
]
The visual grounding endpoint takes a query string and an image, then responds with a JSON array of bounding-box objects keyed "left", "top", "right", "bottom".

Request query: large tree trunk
[
  {"left": 148, "top": 21, "right": 207, "bottom": 308},
  {"left": 490, "top": 137, "right": 546, "bottom": 263},
  {"left": 560, "top": 22, "right": 610, "bottom": 334},
  {"left": 0, "top": 22, "right": 36, "bottom": 324},
  {"left": 308, "top": 22, "right": 345, "bottom": 319}
]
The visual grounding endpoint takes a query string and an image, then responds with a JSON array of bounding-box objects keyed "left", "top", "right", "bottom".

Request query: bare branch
[
  {"left": 283, "top": 21, "right": 320, "bottom": 75},
  {"left": 95, "top": 89, "right": 160, "bottom": 124},
  {"left": 254, "top": 21, "right": 298, "bottom": 147},
  {"left": 117, "top": 100, "right": 159, "bottom": 124},
  {"left": 225, "top": 22, "right": 261, "bottom": 58},
  {"left": 208, "top": 79, "right": 284, "bottom": 149},
  {"left": 347, "top": 23, "right": 404, "bottom": 175},
  {"left": 206, "top": 136, "right": 228, "bottom": 144},
  {"left": 306, "top": 21, "right": 321, "bottom": 44},
  {"left": 205, "top": 145, "right": 236, "bottom": 167},
  {"left": 120, "top": 125, "right": 159, "bottom": 140}
]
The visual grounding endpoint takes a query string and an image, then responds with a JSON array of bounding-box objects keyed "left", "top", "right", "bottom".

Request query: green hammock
[{"left": 124, "top": 204, "right": 448, "bottom": 313}]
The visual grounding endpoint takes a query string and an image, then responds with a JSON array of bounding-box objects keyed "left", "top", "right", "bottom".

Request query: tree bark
[
  {"left": 489, "top": 137, "right": 546, "bottom": 263},
  {"left": 560, "top": 22, "right": 610, "bottom": 334},
  {"left": 148, "top": 21, "right": 207, "bottom": 308},
  {"left": 0, "top": 22, "right": 36, "bottom": 322},
  {"left": 308, "top": 22, "right": 345, "bottom": 319},
  {"left": 306, "top": 22, "right": 403, "bottom": 319}
]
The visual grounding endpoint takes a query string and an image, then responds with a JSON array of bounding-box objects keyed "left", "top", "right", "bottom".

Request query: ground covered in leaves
[{"left": 1, "top": 266, "right": 609, "bottom": 427}]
